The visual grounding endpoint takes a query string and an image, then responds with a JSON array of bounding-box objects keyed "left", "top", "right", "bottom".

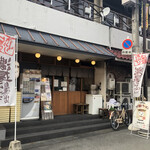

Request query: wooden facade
[{"left": 53, "top": 91, "right": 87, "bottom": 115}]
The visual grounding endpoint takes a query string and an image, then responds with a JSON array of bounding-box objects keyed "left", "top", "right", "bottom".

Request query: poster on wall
[
  {"left": 43, "top": 101, "right": 52, "bottom": 113},
  {"left": 0, "top": 33, "right": 16, "bottom": 106},
  {"left": 133, "top": 101, "right": 150, "bottom": 130},
  {"left": 132, "top": 53, "right": 149, "bottom": 98}
]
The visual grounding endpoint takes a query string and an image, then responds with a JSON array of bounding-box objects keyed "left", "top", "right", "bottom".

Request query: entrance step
[
  {"left": 6, "top": 118, "right": 108, "bottom": 137},
  {"left": 3, "top": 114, "right": 100, "bottom": 129},
  {"left": 1, "top": 115, "right": 110, "bottom": 148}
]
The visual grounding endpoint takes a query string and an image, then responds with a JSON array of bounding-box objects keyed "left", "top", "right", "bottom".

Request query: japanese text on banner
[
  {"left": 0, "top": 33, "right": 16, "bottom": 106},
  {"left": 132, "top": 53, "right": 149, "bottom": 98}
]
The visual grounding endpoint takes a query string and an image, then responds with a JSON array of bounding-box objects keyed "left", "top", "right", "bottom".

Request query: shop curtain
[
  {"left": 62, "top": 67, "right": 69, "bottom": 77},
  {"left": 41, "top": 65, "right": 49, "bottom": 76},
  {"left": 78, "top": 68, "right": 88, "bottom": 78},
  {"left": 71, "top": 67, "right": 94, "bottom": 78},
  {"left": 71, "top": 68, "right": 78, "bottom": 77},
  {"left": 42, "top": 65, "right": 69, "bottom": 77}
]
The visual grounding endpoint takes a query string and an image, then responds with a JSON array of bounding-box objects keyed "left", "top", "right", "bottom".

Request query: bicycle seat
[{"left": 114, "top": 106, "right": 119, "bottom": 109}]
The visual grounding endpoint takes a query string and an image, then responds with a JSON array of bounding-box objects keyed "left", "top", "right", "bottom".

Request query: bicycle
[{"left": 109, "top": 103, "right": 131, "bottom": 130}]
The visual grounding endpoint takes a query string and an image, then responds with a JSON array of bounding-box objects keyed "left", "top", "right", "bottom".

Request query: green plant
[{"left": 109, "top": 106, "right": 115, "bottom": 111}]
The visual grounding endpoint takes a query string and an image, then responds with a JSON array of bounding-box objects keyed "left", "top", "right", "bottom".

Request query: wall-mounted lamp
[
  {"left": 57, "top": 56, "right": 62, "bottom": 61},
  {"left": 75, "top": 59, "right": 80, "bottom": 63},
  {"left": 91, "top": 60, "right": 96, "bottom": 65},
  {"left": 35, "top": 53, "right": 41, "bottom": 58}
]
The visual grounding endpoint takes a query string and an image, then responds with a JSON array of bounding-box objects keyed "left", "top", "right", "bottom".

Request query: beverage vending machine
[{"left": 21, "top": 69, "right": 41, "bottom": 120}]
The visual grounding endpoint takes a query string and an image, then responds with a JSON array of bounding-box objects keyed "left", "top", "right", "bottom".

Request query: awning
[
  {"left": 0, "top": 22, "right": 114, "bottom": 60},
  {"left": 109, "top": 49, "right": 132, "bottom": 60},
  {"left": 108, "top": 49, "right": 150, "bottom": 64}
]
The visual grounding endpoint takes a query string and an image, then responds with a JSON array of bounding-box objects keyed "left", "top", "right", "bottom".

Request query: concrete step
[
  {"left": 1, "top": 122, "right": 110, "bottom": 148},
  {"left": 3, "top": 114, "right": 100, "bottom": 129},
  {"left": 6, "top": 118, "right": 109, "bottom": 137}
]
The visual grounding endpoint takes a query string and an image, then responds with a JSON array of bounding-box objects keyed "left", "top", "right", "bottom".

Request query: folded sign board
[{"left": 133, "top": 101, "right": 150, "bottom": 130}]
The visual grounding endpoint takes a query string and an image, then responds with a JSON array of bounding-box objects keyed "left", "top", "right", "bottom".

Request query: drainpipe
[{"left": 109, "top": 27, "right": 112, "bottom": 50}]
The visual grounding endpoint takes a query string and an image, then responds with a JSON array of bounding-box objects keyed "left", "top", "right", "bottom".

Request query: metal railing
[{"left": 27, "top": 0, "right": 132, "bottom": 32}]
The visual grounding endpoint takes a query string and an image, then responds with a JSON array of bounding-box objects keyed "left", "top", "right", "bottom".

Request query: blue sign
[{"left": 122, "top": 39, "right": 133, "bottom": 49}]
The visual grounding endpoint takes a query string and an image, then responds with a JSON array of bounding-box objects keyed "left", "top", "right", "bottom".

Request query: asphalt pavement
[{"left": 2, "top": 127, "right": 150, "bottom": 150}]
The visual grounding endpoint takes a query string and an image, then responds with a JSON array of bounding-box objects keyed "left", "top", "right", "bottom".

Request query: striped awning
[{"left": 0, "top": 22, "right": 114, "bottom": 58}]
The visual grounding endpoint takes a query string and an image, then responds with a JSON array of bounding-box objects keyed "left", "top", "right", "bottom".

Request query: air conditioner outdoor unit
[
  {"left": 122, "top": 0, "right": 136, "bottom": 6},
  {"left": 116, "top": 82, "right": 131, "bottom": 94}
]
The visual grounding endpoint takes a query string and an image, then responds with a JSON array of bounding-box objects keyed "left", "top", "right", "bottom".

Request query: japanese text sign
[
  {"left": 0, "top": 33, "right": 16, "bottom": 106},
  {"left": 133, "top": 101, "right": 150, "bottom": 130},
  {"left": 132, "top": 53, "right": 149, "bottom": 98}
]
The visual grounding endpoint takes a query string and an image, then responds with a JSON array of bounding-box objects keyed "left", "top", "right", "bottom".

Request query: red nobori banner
[
  {"left": 0, "top": 33, "right": 16, "bottom": 106},
  {"left": 132, "top": 53, "right": 149, "bottom": 98}
]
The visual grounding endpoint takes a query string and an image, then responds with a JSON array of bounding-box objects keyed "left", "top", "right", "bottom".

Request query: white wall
[
  {"left": 95, "top": 62, "right": 107, "bottom": 108},
  {"left": 110, "top": 28, "right": 143, "bottom": 50},
  {"left": 0, "top": 0, "right": 109, "bottom": 46}
]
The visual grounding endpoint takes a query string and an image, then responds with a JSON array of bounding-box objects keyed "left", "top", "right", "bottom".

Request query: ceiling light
[
  {"left": 75, "top": 59, "right": 80, "bottom": 63},
  {"left": 91, "top": 60, "right": 96, "bottom": 65},
  {"left": 35, "top": 53, "right": 41, "bottom": 58},
  {"left": 57, "top": 56, "right": 62, "bottom": 61}
]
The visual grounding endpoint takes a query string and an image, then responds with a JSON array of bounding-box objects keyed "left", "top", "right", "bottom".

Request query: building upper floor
[{"left": 0, "top": 0, "right": 149, "bottom": 50}]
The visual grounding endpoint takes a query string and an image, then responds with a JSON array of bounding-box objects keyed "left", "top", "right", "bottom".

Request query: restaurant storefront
[{"left": 0, "top": 22, "right": 114, "bottom": 122}]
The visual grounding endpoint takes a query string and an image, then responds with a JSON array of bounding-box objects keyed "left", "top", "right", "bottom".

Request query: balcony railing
[{"left": 27, "top": 0, "right": 132, "bottom": 32}]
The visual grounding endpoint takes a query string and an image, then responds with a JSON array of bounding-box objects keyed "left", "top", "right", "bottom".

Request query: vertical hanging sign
[
  {"left": 0, "top": 33, "right": 16, "bottom": 106},
  {"left": 132, "top": 53, "right": 149, "bottom": 98}
]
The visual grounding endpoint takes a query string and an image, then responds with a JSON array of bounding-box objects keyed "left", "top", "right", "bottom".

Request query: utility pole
[
  {"left": 132, "top": 0, "right": 140, "bottom": 53},
  {"left": 143, "top": 0, "right": 148, "bottom": 100},
  {"left": 94, "top": 0, "right": 104, "bottom": 23},
  {"left": 132, "top": 0, "right": 148, "bottom": 100}
]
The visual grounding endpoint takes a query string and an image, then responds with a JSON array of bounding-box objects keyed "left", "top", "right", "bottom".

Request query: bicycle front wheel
[
  {"left": 124, "top": 111, "right": 131, "bottom": 126},
  {"left": 110, "top": 112, "right": 119, "bottom": 130}
]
